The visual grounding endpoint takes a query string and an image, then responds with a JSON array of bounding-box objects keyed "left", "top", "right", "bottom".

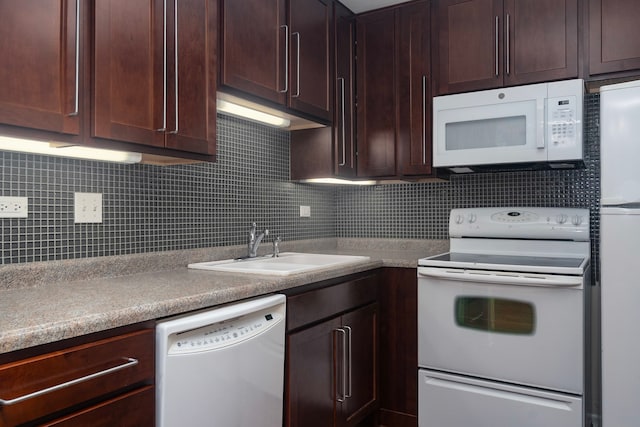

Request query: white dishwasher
[{"left": 156, "top": 294, "right": 286, "bottom": 427}]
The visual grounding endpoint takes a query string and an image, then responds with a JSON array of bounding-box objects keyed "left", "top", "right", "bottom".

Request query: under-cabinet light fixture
[
  {"left": 217, "top": 99, "right": 291, "bottom": 128},
  {"left": 302, "top": 178, "right": 377, "bottom": 185},
  {"left": 0, "top": 136, "right": 142, "bottom": 163}
]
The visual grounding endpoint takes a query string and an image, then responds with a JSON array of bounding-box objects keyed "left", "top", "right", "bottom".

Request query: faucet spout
[{"left": 248, "top": 223, "right": 269, "bottom": 258}]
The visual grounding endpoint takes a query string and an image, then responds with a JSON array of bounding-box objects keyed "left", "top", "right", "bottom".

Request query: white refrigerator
[{"left": 600, "top": 79, "right": 640, "bottom": 427}]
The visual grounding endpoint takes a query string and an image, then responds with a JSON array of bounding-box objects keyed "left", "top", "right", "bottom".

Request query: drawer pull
[{"left": 0, "top": 357, "right": 138, "bottom": 406}]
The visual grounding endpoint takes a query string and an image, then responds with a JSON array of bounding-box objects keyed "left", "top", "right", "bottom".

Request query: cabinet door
[
  {"left": 220, "top": 0, "right": 287, "bottom": 105},
  {"left": 93, "top": 0, "right": 166, "bottom": 147},
  {"left": 340, "top": 304, "right": 378, "bottom": 427},
  {"left": 0, "top": 0, "right": 80, "bottom": 135},
  {"left": 433, "top": 0, "right": 503, "bottom": 95},
  {"left": 164, "top": 0, "right": 217, "bottom": 155},
  {"left": 398, "top": 0, "right": 432, "bottom": 177},
  {"left": 589, "top": 0, "right": 640, "bottom": 76},
  {"left": 289, "top": 0, "right": 332, "bottom": 121},
  {"left": 356, "top": 9, "right": 397, "bottom": 177},
  {"left": 334, "top": 1, "right": 356, "bottom": 178},
  {"left": 286, "top": 317, "right": 341, "bottom": 427},
  {"left": 504, "top": 0, "right": 578, "bottom": 86}
]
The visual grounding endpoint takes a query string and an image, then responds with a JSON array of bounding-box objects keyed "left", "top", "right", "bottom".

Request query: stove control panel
[{"left": 449, "top": 207, "right": 590, "bottom": 241}]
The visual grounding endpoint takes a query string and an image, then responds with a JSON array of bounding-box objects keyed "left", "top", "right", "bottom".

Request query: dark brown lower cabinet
[
  {"left": 0, "top": 324, "right": 154, "bottom": 427},
  {"left": 285, "top": 273, "right": 379, "bottom": 427},
  {"left": 378, "top": 268, "right": 418, "bottom": 427}
]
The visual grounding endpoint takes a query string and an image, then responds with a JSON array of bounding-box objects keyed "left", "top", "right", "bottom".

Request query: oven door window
[{"left": 455, "top": 297, "right": 535, "bottom": 335}]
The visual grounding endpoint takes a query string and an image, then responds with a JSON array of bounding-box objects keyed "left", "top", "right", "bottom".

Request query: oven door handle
[{"left": 417, "top": 267, "right": 583, "bottom": 288}]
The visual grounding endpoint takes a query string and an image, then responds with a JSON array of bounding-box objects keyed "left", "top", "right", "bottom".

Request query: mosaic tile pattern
[{"left": 0, "top": 115, "right": 336, "bottom": 264}]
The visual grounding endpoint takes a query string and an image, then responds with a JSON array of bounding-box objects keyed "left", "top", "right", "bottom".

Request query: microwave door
[{"left": 433, "top": 99, "right": 546, "bottom": 168}]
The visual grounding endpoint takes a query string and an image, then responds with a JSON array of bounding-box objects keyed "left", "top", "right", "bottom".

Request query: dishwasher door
[{"left": 156, "top": 294, "right": 286, "bottom": 427}]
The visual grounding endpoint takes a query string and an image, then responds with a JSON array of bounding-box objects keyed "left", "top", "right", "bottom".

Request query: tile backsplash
[
  {"left": 1, "top": 94, "right": 600, "bottom": 279},
  {"left": 0, "top": 115, "right": 335, "bottom": 264}
]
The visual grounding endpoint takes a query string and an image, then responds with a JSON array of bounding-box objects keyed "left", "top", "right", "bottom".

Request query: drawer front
[
  {"left": 287, "top": 273, "right": 379, "bottom": 331},
  {"left": 41, "top": 386, "right": 155, "bottom": 427},
  {"left": 0, "top": 329, "right": 154, "bottom": 426}
]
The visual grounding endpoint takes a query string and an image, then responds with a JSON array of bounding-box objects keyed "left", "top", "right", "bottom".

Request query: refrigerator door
[
  {"left": 601, "top": 209, "right": 640, "bottom": 427},
  {"left": 600, "top": 79, "right": 640, "bottom": 205}
]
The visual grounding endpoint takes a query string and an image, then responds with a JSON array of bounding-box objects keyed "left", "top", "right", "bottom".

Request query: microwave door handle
[
  {"left": 418, "top": 267, "right": 583, "bottom": 288},
  {"left": 537, "top": 98, "right": 546, "bottom": 148}
]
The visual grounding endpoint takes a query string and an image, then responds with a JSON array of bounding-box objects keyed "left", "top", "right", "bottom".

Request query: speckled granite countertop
[{"left": 0, "top": 238, "right": 447, "bottom": 355}]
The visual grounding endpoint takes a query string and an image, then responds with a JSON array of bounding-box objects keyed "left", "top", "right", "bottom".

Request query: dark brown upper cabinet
[
  {"left": 0, "top": 0, "right": 81, "bottom": 136},
  {"left": 93, "top": 0, "right": 217, "bottom": 156},
  {"left": 220, "top": 0, "right": 332, "bottom": 123},
  {"left": 433, "top": 0, "right": 578, "bottom": 95},
  {"left": 290, "top": 1, "right": 355, "bottom": 180},
  {"left": 398, "top": 0, "right": 432, "bottom": 177},
  {"left": 356, "top": 1, "right": 433, "bottom": 179},
  {"left": 589, "top": 0, "right": 640, "bottom": 77}
]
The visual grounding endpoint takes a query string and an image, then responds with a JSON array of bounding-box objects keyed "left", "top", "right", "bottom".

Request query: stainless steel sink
[{"left": 188, "top": 252, "right": 370, "bottom": 275}]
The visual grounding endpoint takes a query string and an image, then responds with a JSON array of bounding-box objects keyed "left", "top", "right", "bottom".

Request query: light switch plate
[
  {"left": 74, "top": 192, "right": 103, "bottom": 223},
  {"left": 300, "top": 205, "right": 311, "bottom": 217},
  {"left": 0, "top": 197, "right": 28, "bottom": 218}
]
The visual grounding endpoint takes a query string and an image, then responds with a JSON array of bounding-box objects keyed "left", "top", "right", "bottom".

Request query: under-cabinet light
[
  {"left": 0, "top": 136, "right": 142, "bottom": 163},
  {"left": 302, "top": 178, "right": 377, "bottom": 185},
  {"left": 217, "top": 99, "right": 291, "bottom": 128}
]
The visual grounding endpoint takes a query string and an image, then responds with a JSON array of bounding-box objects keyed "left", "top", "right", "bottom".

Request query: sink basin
[{"left": 188, "top": 252, "right": 370, "bottom": 276}]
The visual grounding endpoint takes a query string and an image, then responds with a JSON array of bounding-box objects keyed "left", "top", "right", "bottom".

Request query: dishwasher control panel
[{"left": 168, "top": 308, "right": 283, "bottom": 354}]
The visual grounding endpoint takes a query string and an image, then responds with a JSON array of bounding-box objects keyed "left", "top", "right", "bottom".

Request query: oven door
[
  {"left": 418, "top": 370, "right": 583, "bottom": 427},
  {"left": 417, "top": 266, "right": 584, "bottom": 394}
]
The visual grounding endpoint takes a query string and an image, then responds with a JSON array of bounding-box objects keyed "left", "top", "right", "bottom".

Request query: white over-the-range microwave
[{"left": 432, "top": 79, "right": 584, "bottom": 173}]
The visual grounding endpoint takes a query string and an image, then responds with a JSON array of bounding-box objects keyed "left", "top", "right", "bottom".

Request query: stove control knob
[
  {"left": 455, "top": 214, "right": 464, "bottom": 224},
  {"left": 572, "top": 215, "right": 583, "bottom": 226},
  {"left": 467, "top": 214, "right": 477, "bottom": 223},
  {"left": 556, "top": 214, "right": 568, "bottom": 224}
]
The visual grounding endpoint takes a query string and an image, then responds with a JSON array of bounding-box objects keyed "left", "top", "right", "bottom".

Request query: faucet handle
[{"left": 273, "top": 236, "right": 282, "bottom": 257}]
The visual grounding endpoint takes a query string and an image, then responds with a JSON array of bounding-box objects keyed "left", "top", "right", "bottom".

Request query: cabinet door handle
[
  {"left": 68, "top": 0, "right": 80, "bottom": 117},
  {"left": 505, "top": 13, "right": 510, "bottom": 76},
  {"left": 0, "top": 357, "right": 139, "bottom": 406},
  {"left": 334, "top": 328, "right": 347, "bottom": 402},
  {"left": 422, "top": 75, "right": 427, "bottom": 165},
  {"left": 157, "top": 0, "right": 168, "bottom": 131},
  {"left": 293, "top": 32, "right": 301, "bottom": 98},
  {"left": 338, "top": 77, "right": 346, "bottom": 167},
  {"left": 168, "top": 0, "right": 179, "bottom": 135},
  {"left": 494, "top": 16, "right": 499, "bottom": 77},
  {"left": 279, "top": 25, "right": 289, "bottom": 93},
  {"left": 344, "top": 325, "right": 352, "bottom": 398}
]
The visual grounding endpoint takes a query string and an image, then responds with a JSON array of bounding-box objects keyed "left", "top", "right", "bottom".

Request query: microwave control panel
[{"left": 547, "top": 95, "right": 582, "bottom": 161}]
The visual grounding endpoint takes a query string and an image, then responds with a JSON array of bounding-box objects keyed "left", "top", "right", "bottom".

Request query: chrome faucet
[
  {"left": 272, "top": 236, "right": 282, "bottom": 257},
  {"left": 248, "top": 222, "right": 269, "bottom": 258}
]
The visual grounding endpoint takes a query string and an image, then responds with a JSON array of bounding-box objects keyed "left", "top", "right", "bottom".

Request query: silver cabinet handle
[
  {"left": 157, "top": 0, "right": 168, "bottom": 131},
  {"left": 494, "top": 16, "right": 499, "bottom": 77},
  {"left": 279, "top": 25, "right": 289, "bottom": 93},
  {"left": 293, "top": 32, "right": 301, "bottom": 98},
  {"left": 68, "top": 0, "right": 80, "bottom": 117},
  {"left": 0, "top": 357, "right": 138, "bottom": 406},
  {"left": 338, "top": 77, "right": 346, "bottom": 167},
  {"left": 169, "top": 0, "right": 179, "bottom": 134},
  {"left": 334, "top": 328, "right": 347, "bottom": 402},
  {"left": 506, "top": 14, "right": 510, "bottom": 76},
  {"left": 344, "top": 325, "right": 352, "bottom": 398},
  {"left": 422, "top": 75, "right": 427, "bottom": 165}
]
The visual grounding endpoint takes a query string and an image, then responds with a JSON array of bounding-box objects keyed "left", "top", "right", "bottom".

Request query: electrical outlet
[
  {"left": 0, "top": 197, "right": 28, "bottom": 218},
  {"left": 74, "top": 192, "right": 103, "bottom": 223},
  {"left": 300, "top": 205, "right": 311, "bottom": 217}
]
